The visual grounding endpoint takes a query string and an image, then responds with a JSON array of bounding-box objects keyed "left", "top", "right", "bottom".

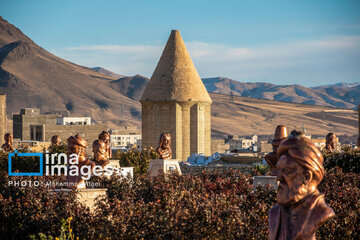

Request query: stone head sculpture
[
  {"left": 265, "top": 125, "right": 288, "bottom": 170},
  {"left": 268, "top": 130, "right": 334, "bottom": 240},
  {"left": 51, "top": 135, "right": 61, "bottom": 146},
  {"left": 98, "top": 131, "right": 111, "bottom": 158},
  {"left": 92, "top": 139, "right": 109, "bottom": 167},
  {"left": 323, "top": 132, "right": 336, "bottom": 153},
  {"left": 156, "top": 133, "right": 172, "bottom": 159},
  {"left": 1, "top": 133, "right": 14, "bottom": 152}
]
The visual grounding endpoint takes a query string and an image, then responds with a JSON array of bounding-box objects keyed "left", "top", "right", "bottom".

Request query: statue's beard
[{"left": 277, "top": 181, "right": 308, "bottom": 206}]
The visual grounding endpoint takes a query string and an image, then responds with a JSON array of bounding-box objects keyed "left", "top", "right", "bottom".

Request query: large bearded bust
[{"left": 269, "top": 131, "right": 334, "bottom": 240}]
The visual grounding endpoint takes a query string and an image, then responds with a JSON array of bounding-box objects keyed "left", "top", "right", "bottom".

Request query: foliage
[
  {"left": 317, "top": 167, "right": 360, "bottom": 239},
  {"left": 252, "top": 164, "right": 271, "bottom": 176},
  {"left": 47, "top": 143, "right": 68, "bottom": 155},
  {"left": 0, "top": 167, "right": 358, "bottom": 239},
  {"left": 113, "top": 147, "right": 159, "bottom": 175},
  {"left": 323, "top": 145, "right": 360, "bottom": 173},
  {"left": 0, "top": 147, "right": 359, "bottom": 239}
]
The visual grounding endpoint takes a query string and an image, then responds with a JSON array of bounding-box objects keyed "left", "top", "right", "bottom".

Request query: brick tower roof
[{"left": 140, "top": 30, "right": 212, "bottom": 103}]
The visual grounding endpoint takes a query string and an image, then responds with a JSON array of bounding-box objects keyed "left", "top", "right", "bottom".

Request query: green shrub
[
  {"left": 323, "top": 145, "right": 360, "bottom": 173},
  {"left": 113, "top": 147, "right": 159, "bottom": 175}
]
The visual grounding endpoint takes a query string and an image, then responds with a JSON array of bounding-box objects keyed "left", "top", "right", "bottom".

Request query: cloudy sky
[{"left": 1, "top": 0, "right": 359, "bottom": 86}]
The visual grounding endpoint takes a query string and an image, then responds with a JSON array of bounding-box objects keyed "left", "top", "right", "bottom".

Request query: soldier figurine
[
  {"left": 66, "top": 134, "right": 95, "bottom": 189},
  {"left": 156, "top": 133, "right": 172, "bottom": 159},
  {"left": 269, "top": 130, "right": 334, "bottom": 240},
  {"left": 1, "top": 133, "right": 14, "bottom": 152},
  {"left": 265, "top": 125, "right": 288, "bottom": 171}
]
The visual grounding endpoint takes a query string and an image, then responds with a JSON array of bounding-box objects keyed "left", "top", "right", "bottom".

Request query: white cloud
[{"left": 51, "top": 36, "right": 360, "bottom": 86}]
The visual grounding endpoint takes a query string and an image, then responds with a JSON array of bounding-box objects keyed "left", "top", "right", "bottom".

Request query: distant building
[
  {"left": 312, "top": 138, "right": 326, "bottom": 150},
  {"left": 255, "top": 141, "right": 273, "bottom": 153},
  {"left": 109, "top": 129, "right": 141, "bottom": 147},
  {"left": 0, "top": 94, "right": 6, "bottom": 145},
  {"left": 228, "top": 135, "right": 258, "bottom": 150},
  {"left": 13, "top": 108, "right": 105, "bottom": 146},
  {"left": 56, "top": 117, "right": 91, "bottom": 125},
  {"left": 211, "top": 139, "right": 229, "bottom": 154}
]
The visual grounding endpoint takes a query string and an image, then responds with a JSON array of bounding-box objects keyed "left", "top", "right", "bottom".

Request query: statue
[
  {"left": 66, "top": 134, "right": 95, "bottom": 189},
  {"left": 156, "top": 133, "right": 172, "bottom": 159},
  {"left": 1, "top": 133, "right": 14, "bottom": 152},
  {"left": 269, "top": 130, "right": 334, "bottom": 240},
  {"left": 323, "top": 132, "right": 336, "bottom": 153},
  {"left": 98, "top": 131, "right": 112, "bottom": 159},
  {"left": 51, "top": 135, "right": 61, "bottom": 146},
  {"left": 92, "top": 138, "right": 110, "bottom": 167},
  {"left": 265, "top": 125, "right": 288, "bottom": 171}
]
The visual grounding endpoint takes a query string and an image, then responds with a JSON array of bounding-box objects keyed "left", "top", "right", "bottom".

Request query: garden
[{"left": 0, "top": 147, "right": 359, "bottom": 239}]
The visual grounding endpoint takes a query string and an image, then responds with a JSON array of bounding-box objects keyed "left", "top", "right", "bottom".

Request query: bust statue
[
  {"left": 51, "top": 135, "right": 61, "bottom": 146},
  {"left": 98, "top": 131, "right": 111, "bottom": 159},
  {"left": 1, "top": 133, "right": 14, "bottom": 152},
  {"left": 265, "top": 125, "right": 288, "bottom": 171},
  {"left": 66, "top": 134, "right": 95, "bottom": 189},
  {"left": 269, "top": 130, "right": 334, "bottom": 240},
  {"left": 156, "top": 133, "right": 172, "bottom": 159},
  {"left": 323, "top": 132, "right": 336, "bottom": 153},
  {"left": 92, "top": 138, "right": 110, "bottom": 167}
]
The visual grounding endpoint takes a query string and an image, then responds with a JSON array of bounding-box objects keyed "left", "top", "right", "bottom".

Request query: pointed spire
[{"left": 140, "top": 30, "right": 212, "bottom": 103}]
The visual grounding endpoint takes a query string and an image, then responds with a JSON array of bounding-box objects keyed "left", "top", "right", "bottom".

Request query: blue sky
[{"left": 1, "top": 0, "right": 359, "bottom": 86}]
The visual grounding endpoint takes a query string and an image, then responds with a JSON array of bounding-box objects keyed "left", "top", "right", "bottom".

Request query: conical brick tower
[{"left": 140, "top": 30, "right": 212, "bottom": 161}]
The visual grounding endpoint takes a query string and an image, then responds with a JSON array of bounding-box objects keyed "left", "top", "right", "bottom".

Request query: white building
[
  {"left": 229, "top": 135, "right": 258, "bottom": 150},
  {"left": 110, "top": 133, "right": 141, "bottom": 147},
  {"left": 56, "top": 117, "right": 91, "bottom": 125}
]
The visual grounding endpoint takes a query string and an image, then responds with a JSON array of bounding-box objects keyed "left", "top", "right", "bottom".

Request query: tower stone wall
[
  {"left": 141, "top": 30, "right": 212, "bottom": 161},
  {"left": 0, "top": 94, "right": 6, "bottom": 146}
]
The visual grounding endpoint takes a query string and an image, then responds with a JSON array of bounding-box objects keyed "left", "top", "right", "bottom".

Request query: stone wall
[
  {"left": 142, "top": 101, "right": 211, "bottom": 161},
  {"left": 211, "top": 139, "right": 229, "bottom": 154},
  {"left": 0, "top": 95, "right": 6, "bottom": 145},
  {"left": 44, "top": 124, "right": 107, "bottom": 146}
]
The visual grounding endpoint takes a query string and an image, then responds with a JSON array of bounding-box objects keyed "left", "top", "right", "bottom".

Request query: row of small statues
[{"left": 1, "top": 131, "right": 112, "bottom": 167}]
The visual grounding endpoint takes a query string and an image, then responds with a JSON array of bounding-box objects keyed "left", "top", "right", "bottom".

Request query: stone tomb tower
[{"left": 140, "top": 30, "right": 212, "bottom": 161}]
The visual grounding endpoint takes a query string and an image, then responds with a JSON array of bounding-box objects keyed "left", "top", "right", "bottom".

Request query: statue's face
[
  {"left": 52, "top": 136, "right": 60, "bottom": 145},
  {"left": 100, "top": 134, "right": 110, "bottom": 144},
  {"left": 162, "top": 134, "right": 171, "bottom": 148},
  {"left": 326, "top": 134, "right": 335, "bottom": 145},
  {"left": 5, "top": 134, "right": 13, "bottom": 143},
  {"left": 276, "top": 153, "right": 311, "bottom": 205}
]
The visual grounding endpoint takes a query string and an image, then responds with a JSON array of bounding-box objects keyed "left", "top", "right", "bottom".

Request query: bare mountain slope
[
  {"left": 210, "top": 93, "right": 357, "bottom": 137},
  {"left": 203, "top": 77, "right": 359, "bottom": 109},
  {"left": 0, "top": 16, "right": 140, "bottom": 128},
  {"left": 92, "top": 67, "right": 125, "bottom": 79},
  {"left": 110, "top": 75, "right": 149, "bottom": 101}
]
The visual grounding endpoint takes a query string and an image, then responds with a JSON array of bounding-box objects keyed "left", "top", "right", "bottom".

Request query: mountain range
[
  {"left": 92, "top": 69, "right": 360, "bottom": 110},
  {"left": 0, "top": 16, "right": 358, "bottom": 137}
]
